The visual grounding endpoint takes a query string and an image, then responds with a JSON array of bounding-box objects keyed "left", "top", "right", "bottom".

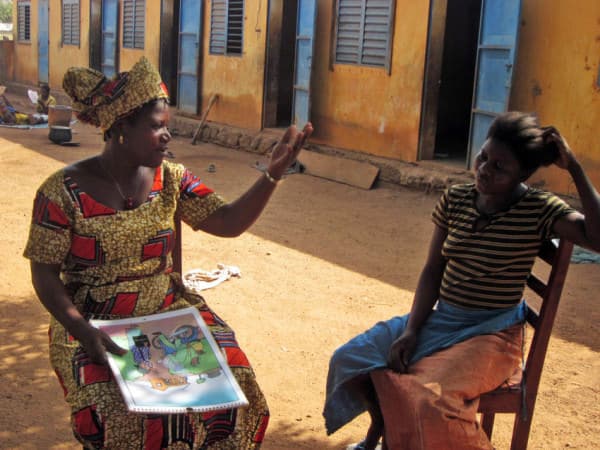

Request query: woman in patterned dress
[
  {"left": 323, "top": 112, "right": 600, "bottom": 450},
  {"left": 24, "top": 57, "right": 312, "bottom": 449}
]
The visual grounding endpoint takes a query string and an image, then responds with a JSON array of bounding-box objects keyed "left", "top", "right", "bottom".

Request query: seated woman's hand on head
[{"left": 541, "top": 126, "right": 600, "bottom": 252}]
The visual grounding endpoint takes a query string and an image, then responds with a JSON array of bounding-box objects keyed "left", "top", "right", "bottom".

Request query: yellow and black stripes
[{"left": 432, "top": 184, "right": 575, "bottom": 309}]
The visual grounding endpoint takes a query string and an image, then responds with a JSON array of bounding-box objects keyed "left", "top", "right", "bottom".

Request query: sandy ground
[{"left": 0, "top": 115, "right": 599, "bottom": 450}]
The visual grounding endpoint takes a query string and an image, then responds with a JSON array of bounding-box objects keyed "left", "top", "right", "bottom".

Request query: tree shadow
[
  {"left": 262, "top": 419, "right": 355, "bottom": 450},
  {"left": 0, "top": 295, "right": 79, "bottom": 449},
  {"left": 4, "top": 120, "right": 599, "bottom": 354}
]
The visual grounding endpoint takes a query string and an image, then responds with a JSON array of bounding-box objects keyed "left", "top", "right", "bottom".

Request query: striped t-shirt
[{"left": 432, "top": 184, "right": 575, "bottom": 309}]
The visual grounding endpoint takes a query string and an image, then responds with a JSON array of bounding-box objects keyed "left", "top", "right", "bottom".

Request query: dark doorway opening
[
  {"left": 420, "top": 0, "right": 481, "bottom": 165},
  {"left": 263, "top": 0, "right": 298, "bottom": 128},
  {"left": 434, "top": 0, "right": 481, "bottom": 163},
  {"left": 159, "top": 0, "right": 181, "bottom": 107}
]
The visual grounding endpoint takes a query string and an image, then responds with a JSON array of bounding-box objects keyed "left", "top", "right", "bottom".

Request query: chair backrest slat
[
  {"left": 526, "top": 274, "right": 546, "bottom": 298},
  {"left": 523, "top": 239, "right": 573, "bottom": 394},
  {"left": 538, "top": 240, "right": 558, "bottom": 265},
  {"left": 173, "top": 214, "right": 183, "bottom": 275},
  {"left": 525, "top": 306, "right": 540, "bottom": 328}
]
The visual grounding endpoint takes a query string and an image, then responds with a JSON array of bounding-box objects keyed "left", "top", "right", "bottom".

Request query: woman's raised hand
[{"left": 267, "top": 122, "right": 314, "bottom": 180}]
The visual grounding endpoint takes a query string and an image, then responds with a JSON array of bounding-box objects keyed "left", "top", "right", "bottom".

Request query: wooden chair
[
  {"left": 478, "top": 239, "right": 574, "bottom": 449},
  {"left": 172, "top": 215, "right": 183, "bottom": 275}
]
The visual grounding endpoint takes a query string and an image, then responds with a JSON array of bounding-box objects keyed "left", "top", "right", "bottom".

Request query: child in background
[{"left": 36, "top": 83, "right": 56, "bottom": 114}]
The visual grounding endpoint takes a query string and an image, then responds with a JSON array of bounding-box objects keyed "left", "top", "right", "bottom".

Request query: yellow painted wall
[
  {"left": 48, "top": 0, "right": 90, "bottom": 89},
  {"left": 13, "top": 0, "right": 38, "bottom": 84},
  {"left": 200, "top": 0, "right": 267, "bottom": 129},
  {"left": 510, "top": 0, "right": 600, "bottom": 194},
  {"left": 310, "top": 0, "right": 430, "bottom": 161},
  {"left": 119, "top": 0, "right": 161, "bottom": 70}
]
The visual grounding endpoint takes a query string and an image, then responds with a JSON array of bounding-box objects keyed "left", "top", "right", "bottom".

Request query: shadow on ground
[
  {"left": 0, "top": 296, "right": 77, "bottom": 449},
  {"left": 2, "top": 122, "right": 598, "bottom": 354}
]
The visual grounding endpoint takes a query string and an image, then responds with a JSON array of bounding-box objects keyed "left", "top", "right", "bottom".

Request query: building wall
[
  {"left": 0, "top": 40, "right": 15, "bottom": 82},
  {"left": 48, "top": 0, "right": 90, "bottom": 89},
  {"left": 309, "top": 0, "right": 430, "bottom": 161},
  {"left": 510, "top": 0, "right": 600, "bottom": 194},
  {"left": 13, "top": 0, "right": 38, "bottom": 84},
  {"left": 200, "top": 0, "right": 268, "bottom": 130},
  {"left": 119, "top": 0, "right": 161, "bottom": 71}
]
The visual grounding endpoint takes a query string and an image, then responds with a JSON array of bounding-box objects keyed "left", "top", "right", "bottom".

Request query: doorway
[
  {"left": 419, "top": 0, "right": 481, "bottom": 165},
  {"left": 159, "top": 0, "right": 180, "bottom": 106},
  {"left": 434, "top": 0, "right": 481, "bottom": 163},
  {"left": 263, "top": 0, "right": 298, "bottom": 128},
  {"left": 89, "top": 0, "right": 119, "bottom": 77}
]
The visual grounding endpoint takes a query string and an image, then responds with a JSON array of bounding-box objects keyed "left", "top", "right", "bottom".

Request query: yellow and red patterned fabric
[
  {"left": 24, "top": 160, "right": 269, "bottom": 449},
  {"left": 63, "top": 56, "right": 169, "bottom": 131}
]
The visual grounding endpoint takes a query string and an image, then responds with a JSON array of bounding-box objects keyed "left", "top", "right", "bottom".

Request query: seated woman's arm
[
  {"left": 547, "top": 130, "right": 600, "bottom": 252},
  {"left": 387, "top": 224, "right": 448, "bottom": 373},
  {"left": 30, "top": 261, "right": 126, "bottom": 364}
]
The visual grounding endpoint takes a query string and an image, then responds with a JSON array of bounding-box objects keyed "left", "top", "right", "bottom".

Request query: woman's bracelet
[{"left": 264, "top": 170, "right": 281, "bottom": 185}]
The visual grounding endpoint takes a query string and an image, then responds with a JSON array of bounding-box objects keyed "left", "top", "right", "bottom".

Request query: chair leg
[
  {"left": 481, "top": 413, "right": 495, "bottom": 440},
  {"left": 510, "top": 414, "right": 534, "bottom": 450}
]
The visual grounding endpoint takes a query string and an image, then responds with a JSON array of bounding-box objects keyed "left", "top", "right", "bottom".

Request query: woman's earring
[{"left": 119, "top": 135, "right": 124, "bottom": 145}]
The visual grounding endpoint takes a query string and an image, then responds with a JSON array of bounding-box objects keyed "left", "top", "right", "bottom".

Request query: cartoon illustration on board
[{"left": 123, "top": 324, "right": 222, "bottom": 392}]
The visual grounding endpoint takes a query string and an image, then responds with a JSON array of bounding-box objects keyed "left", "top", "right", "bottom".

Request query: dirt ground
[{"left": 0, "top": 112, "right": 599, "bottom": 449}]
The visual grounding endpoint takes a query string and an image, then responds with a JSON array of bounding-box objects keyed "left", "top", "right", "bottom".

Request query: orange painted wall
[
  {"left": 0, "top": 40, "right": 15, "bottom": 82},
  {"left": 511, "top": 0, "right": 600, "bottom": 194},
  {"left": 119, "top": 0, "right": 161, "bottom": 71},
  {"left": 12, "top": 0, "right": 38, "bottom": 85},
  {"left": 48, "top": 0, "right": 90, "bottom": 89},
  {"left": 309, "top": 0, "right": 430, "bottom": 161},
  {"left": 200, "top": 0, "right": 267, "bottom": 130}
]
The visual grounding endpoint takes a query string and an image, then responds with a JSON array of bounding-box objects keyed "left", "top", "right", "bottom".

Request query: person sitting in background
[
  {"left": 0, "top": 85, "right": 47, "bottom": 125},
  {"left": 323, "top": 111, "right": 600, "bottom": 450},
  {"left": 0, "top": 85, "right": 17, "bottom": 124},
  {"left": 36, "top": 83, "right": 56, "bottom": 114}
]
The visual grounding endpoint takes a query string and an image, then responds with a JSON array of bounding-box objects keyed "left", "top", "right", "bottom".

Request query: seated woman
[
  {"left": 323, "top": 112, "right": 600, "bottom": 450},
  {"left": 24, "top": 57, "right": 312, "bottom": 449}
]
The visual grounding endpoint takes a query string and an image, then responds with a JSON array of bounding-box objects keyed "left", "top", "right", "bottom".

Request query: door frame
[
  {"left": 175, "top": 0, "right": 203, "bottom": 115},
  {"left": 262, "top": 0, "right": 289, "bottom": 128},
  {"left": 90, "top": 0, "right": 102, "bottom": 71},
  {"left": 291, "top": 0, "right": 317, "bottom": 128},
  {"left": 417, "top": 0, "right": 448, "bottom": 161},
  {"left": 466, "top": 0, "right": 522, "bottom": 166},
  {"left": 37, "top": 0, "right": 49, "bottom": 83},
  {"left": 159, "top": 0, "right": 180, "bottom": 106}
]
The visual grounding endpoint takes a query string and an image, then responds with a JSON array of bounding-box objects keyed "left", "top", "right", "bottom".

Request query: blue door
[
  {"left": 38, "top": 0, "right": 49, "bottom": 83},
  {"left": 101, "top": 0, "right": 119, "bottom": 78},
  {"left": 177, "top": 0, "right": 202, "bottom": 113},
  {"left": 467, "top": 0, "right": 522, "bottom": 166},
  {"left": 292, "top": 0, "right": 317, "bottom": 128}
]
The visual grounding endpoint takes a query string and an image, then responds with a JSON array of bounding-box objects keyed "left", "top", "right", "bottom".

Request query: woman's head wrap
[{"left": 62, "top": 57, "right": 169, "bottom": 131}]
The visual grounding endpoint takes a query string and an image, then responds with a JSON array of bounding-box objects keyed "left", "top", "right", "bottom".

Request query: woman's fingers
[
  {"left": 279, "top": 125, "right": 295, "bottom": 146},
  {"left": 105, "top": 338, "right": 128, "bottom": 357},
  {"left": 289, "top": 123, "right": 313, "bottom": 157}
]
